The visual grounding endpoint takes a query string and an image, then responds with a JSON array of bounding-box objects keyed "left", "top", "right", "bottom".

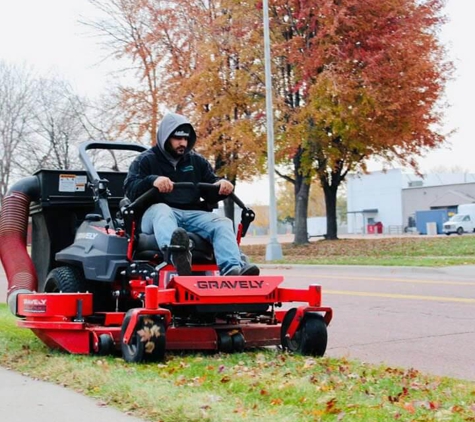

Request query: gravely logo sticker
[
  {"left": 22, "top": 298, "right": 47, "bottom": 313},
  {"left": 196, "top": 280, "right": 264, "bottom": 289}
]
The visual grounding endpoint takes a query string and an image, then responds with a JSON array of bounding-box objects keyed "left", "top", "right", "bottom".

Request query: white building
[{"left": 347, "top": 169, "right": 475, "bottom": 234}]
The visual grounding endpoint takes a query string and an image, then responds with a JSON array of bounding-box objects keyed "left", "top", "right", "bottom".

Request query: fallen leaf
[
  {"left": 326, "top": 398, "right": 340, "bottom": 414},
  {"left": 303, "top": 358, "right": 317, "bottom": 369}
]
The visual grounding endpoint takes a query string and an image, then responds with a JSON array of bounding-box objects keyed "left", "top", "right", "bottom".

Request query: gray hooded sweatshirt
[{"left": 124, "top": 113, "right": 221, "bottom": 208}]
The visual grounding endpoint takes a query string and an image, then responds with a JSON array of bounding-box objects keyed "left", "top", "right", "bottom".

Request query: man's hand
[
  {"left": 153, "top": 176, "right": 174, "bottom": 193},
  {"left": 215, "top": 179, "right": 234, "bottom": 196}
]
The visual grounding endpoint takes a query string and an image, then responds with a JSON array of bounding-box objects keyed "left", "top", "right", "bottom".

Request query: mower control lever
[
  {"left": 126, "top": 182, "right": 226, "bottom": 212},
  {"left": 89, "top": 178, "right": 113, "bottom": 230},
  {"left": 124, "top": 183, "right": 255, "bottom": 238},
  {"left": 240, "top": 208, "right": 255, "bottom": 237},
  {"left": 79, "top": 141, "right": 149, "bottom": 231}
]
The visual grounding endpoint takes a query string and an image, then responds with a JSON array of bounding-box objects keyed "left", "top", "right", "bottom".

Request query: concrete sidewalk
[
  {"left": 0, "top": 264, "right": 143, "bottom": 421},
  {"left": 0, "top": 367, "right": 144, "bottom": 422}
]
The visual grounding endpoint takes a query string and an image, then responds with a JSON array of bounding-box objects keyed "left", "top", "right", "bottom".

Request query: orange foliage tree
[
  {"left": 88, "top": 0, "right": 451, "bottom": 239},
  {"left": 160, "top": 0, "right": 268, "bottom": 219},
  {"left": 278, "top": 180, "right": 325, "bottom": 225},
  {"left": 87, "top": 0, "right": 268, "bottom": 219},
  {"left": 270, "top": 0, "right": 452, "bottom": 242}
]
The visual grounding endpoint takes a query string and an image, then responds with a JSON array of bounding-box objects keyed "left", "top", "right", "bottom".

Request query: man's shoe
[
  {"left": 240, "top": 264, "right": 260, "bottom": 276},
  {"left": 170, "top": 228, "right": 192, "bottom": 276},
  {"left": 224, "top": 266, "right": 241, "bottom": 276},
  {"left": 224, "top": 264, "right": 260, "bottom": 276}
]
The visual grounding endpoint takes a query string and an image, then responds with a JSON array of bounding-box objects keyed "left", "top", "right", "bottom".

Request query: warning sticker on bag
[{"left": 59, "top": 174, "right": 88, "bottom": 192}]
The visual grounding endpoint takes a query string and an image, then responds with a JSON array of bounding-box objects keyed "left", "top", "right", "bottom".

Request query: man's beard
[
  {"left": 165, "top": 142, "right": 186, "bottom": 158},
  {"left": 171, "top": 146, "right": 185, "bottom": 158}
]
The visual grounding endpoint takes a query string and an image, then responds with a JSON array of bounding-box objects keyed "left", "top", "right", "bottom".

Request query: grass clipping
[{"left": 1, "top": 305, "right": 474, "bottom": 421}]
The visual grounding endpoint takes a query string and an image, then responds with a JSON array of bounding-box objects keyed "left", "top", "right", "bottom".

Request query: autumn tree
[
  {"left": 86, "top": 0, "right": 170, "bottom": 144},
  {"left": 169, "top": 0, "right": 268, "bottom": 220},
  {"left": 271, "top": 0, "right": 452, "bottom": 242},
  {"left": 87, "top": 0, "right": 269, "bottom": 221},
  {"left": 277, "top": 179, "right": 325, "bottom": 227}
]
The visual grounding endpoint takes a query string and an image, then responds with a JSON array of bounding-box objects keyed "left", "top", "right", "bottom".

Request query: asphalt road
[{"left": 262, "top": 264, "right": 475, "bottom": 381}]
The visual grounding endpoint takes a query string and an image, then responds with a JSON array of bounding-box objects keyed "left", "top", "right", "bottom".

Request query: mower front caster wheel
[
  {"left": 97, "top": 334, "right": 114, "bottom": 355},
  {"left": 218, "top": 332, "right": 233, "bottom": 353},
  {"left": 121, "top": 310, "right": 166, "bottom": 363},
  {"left": 218, "top": 331, "right": 245, "bottom": 353},
  {"left": 281, "top": 308, "right": 328, "bottom": 357},
  {"left": 232, "top": 332, "right": 245, "bottom": 352}
]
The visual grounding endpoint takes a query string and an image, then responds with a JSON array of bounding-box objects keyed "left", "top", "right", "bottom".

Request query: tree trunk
[
  {"left": 294, "top": 179, "right": 310, "bottom": 244},
  {"left": 292, "top": 146, "right": 311, "bottom": 245},
  {"left": 319, "top": 160, "right": 345, "bottom": 240},
  {"left": 322, "top": 182, "right": 339, "bottom": 239}
]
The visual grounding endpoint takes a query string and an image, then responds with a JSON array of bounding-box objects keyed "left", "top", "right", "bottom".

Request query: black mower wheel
[
  {"left": 121, "top": 310, "right": 166, "bottom": 363},
  {"left": 231, "top": 332, "right": 245, "bottom": 352},
  {"left": 44, "top": 266, "right": 86, "bottom": 293},
  {"left": 96, "top": 334, "right": 115, "bottom": 355},
  {"left": 281, "top": 308, "right": 328, "bottom": 357},
  {"left": 218, "top": 331, "right": 234, "bottom": 353}
]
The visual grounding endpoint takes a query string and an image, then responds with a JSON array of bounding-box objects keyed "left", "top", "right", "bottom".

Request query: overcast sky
[{"left": 0, "top": 0, "right": 473, "bottom": 203}]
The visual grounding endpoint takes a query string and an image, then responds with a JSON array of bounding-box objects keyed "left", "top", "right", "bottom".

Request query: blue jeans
[{"left": 141, "top": 203, "right": 243, "bottom": 275}]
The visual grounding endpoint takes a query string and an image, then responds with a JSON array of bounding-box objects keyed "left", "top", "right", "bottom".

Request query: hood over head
[{"left": 156, "top": 113, "right": 197, "bottom": 161}]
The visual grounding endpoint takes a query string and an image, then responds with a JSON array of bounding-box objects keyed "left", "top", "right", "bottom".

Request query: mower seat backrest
[{"left": 134, "top": 232, "right": 215, "bottom": 263}]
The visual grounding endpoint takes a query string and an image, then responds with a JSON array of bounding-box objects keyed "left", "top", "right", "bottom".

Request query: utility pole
[{"left": 263, "top": 0, "right": 283, "bottom": 261}]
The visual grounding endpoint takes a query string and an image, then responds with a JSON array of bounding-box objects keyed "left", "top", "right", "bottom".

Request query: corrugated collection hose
[{"left": 0, "top": 176, "right": 40, "bottom": 314}]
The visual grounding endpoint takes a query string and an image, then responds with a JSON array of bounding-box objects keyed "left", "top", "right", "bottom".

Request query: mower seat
[
  {"left": 134, "top": 232, "right": 215, "bottom": 264},
  {"left": 119, "top": 196, "right": 216, "bottom": 264}
]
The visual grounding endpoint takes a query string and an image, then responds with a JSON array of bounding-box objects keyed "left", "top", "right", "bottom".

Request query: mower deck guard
[{"left": 15, "top": 275, "right": 332, "bottom": 355}]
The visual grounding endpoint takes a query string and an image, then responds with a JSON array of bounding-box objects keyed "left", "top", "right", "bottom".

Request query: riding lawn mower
[{"left": 0, "top": 141, "right": 332, "bottom": 362}]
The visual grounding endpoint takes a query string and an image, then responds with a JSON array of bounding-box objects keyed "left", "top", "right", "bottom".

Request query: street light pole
[{"left": 263, "top": 0, "right": 283, "bottom": 261}]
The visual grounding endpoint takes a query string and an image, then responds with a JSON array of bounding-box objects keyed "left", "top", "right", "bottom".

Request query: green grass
[
  {"left": 241, "top": 236, "right": 475, "bottom": 266},
  {"left": 2, "top": 236, "right": 475, "bottom": 420},
  {"left": 1, "top": 305, "right": 474, "bottom": 421}
]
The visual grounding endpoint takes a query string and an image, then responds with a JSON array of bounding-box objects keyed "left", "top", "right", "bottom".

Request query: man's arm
[
  {"left": 214, "top": 179, "right": 234, "bottom": 195},
  {"left": 198, "top": 155, "right": 234, "bottom": 196},
  {"left": 124, "top": 156, "right": 158, "bottom": 201}
]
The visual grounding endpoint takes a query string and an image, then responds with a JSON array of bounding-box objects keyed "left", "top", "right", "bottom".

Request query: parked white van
[{"left": 443, "top": 203, "right": 475, "bottom": 235}]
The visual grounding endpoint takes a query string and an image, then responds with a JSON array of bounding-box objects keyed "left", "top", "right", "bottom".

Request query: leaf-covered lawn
[
  {"left": 242, "top": 236, "right": 475, "bottom": 266},
  {"left": 0, "top": 305, "right": 474, "bottom": 421}
]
